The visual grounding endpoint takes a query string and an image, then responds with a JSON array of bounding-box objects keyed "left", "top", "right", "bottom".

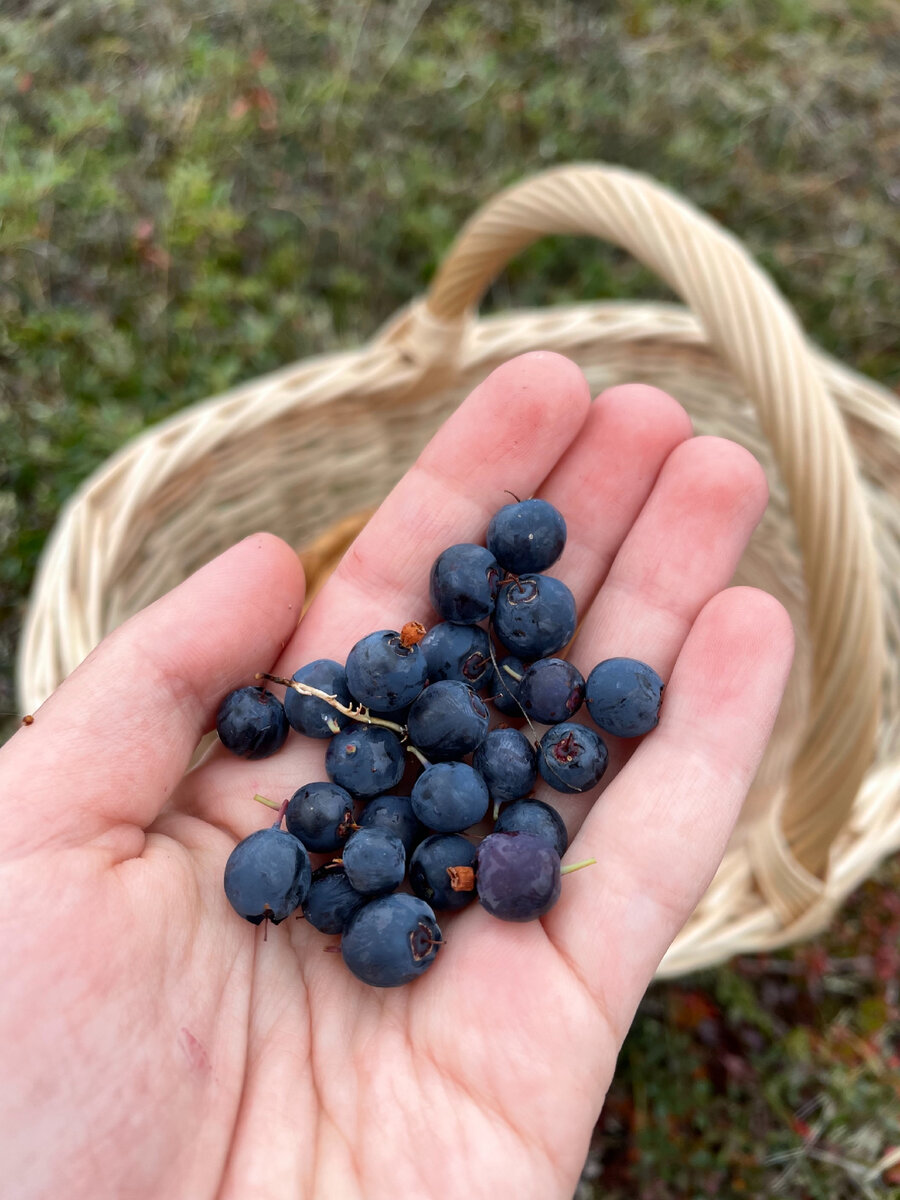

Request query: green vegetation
[
  {"left": 588, "top": 868, "right": 900, "bottom": 1197},
  {"left": 2, "top": 2, "right": 898, "bottom": 1194}
]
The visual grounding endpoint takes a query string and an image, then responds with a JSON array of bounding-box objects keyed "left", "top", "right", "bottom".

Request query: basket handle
[{"left": 418, "top": 163, "right": 884, "bottom": 905}]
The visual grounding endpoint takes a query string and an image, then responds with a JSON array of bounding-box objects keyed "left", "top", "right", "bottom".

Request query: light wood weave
[{"left": 19, "top": 164, "right": 900, "bottom": 976}]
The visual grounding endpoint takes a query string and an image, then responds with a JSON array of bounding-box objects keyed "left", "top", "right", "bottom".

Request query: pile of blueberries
[{"left": 217, "top": 498, "right": 664, "bottom": 987}]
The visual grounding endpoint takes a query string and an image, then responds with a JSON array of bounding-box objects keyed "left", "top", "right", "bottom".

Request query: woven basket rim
[{"left": 17, "top": 160, "right": 900, "bottom": 977}]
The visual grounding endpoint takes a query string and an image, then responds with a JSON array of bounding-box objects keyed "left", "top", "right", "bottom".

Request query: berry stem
[
  {"left": 255, "top": 673, "right": 407, "bottom": 734},
  {"left": 560, "top": 858, "right": 597, "bottom": 875},
  {"left": 406, "top": 744, "right": 432, "bottom": 769},
  {"left": 253, "top": 793, "right": 281, "bottom": 810}
]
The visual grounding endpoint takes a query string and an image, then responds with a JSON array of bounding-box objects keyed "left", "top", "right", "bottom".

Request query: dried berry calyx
[{"left": 400, "top": 621, "right": 427, "bottom": 648}]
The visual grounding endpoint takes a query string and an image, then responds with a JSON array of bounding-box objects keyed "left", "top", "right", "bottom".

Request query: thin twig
[{"left": 257, "top": 672, "right": 406, "bottom": 733}]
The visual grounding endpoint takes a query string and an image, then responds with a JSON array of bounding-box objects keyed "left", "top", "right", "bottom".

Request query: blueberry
[
  {"left": 411, "top": 761, "right": 490, "bottom": 833},
  {"left": 345, "top": 629, "right": 428, "bottom": 713},
  {"left": 492, "top": 574, "right": 576, "bottom": 658},
  {"left": 284, "top": 659, "right": 351, "bottom": 738},
  {"left": 341, "top": 828, "right": 407, "bottom": 896},
  {"left": 472, "top": 728, "right": 537, "bottom": 807},
  {"left": 325, "top": 725, "right": 406, "bottom": 799},
  {"left": 585, "top": 657, "right": 665, "bottom": 738},
  {"left": 420, "top": 622, "right": 492, "bottom": 690},
  {"left": 303, "top": 865, "right": 367, "bottom": 934},
  {"left": 409, "top": 834, "right": 477, "bottom": 911},
  {"left": 406, "top": 680, "right": 490, "bottom": 761},
  {"left": 537, "top": 722, "right": 608, "bottom": 794},
  {"left": 341, "top": 894, "right": 442, "bottom": 987},
  {"left": 475, "top": 831, "right": 561, "bottom": 922},
  {"left": 489, "top": 654, "right": 529, "bottom": 716},
  {"left": 216, "top": 686, "right": 289, "bottom": 759},
  {"left": 494, "top": 798, "right": 569, "bottom": 857},
  {"left": 285, "top": 781, "right": 355, "bottom": 853},
  {"left": 368, "top": 703, "right": 412, "bottom": 724},
  {"left": 357, "top": 793, "right": 423, "bottom": 855},
  {"left": 487, "top": 498, "right": 567, "bottom": 575},
  {"left": 430, "top": 544, "right": 500, "bottom": 624},
  {"left": 223, "top": 822, "right": 311, "bottom": 925},
  {"left": 518, "top": 658, "right": 585, "bottom": 724}
]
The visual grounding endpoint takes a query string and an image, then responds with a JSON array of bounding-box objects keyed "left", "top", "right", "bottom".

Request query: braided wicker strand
[{"left": 419, "top": 164, "right": 884, "bottom": 888}]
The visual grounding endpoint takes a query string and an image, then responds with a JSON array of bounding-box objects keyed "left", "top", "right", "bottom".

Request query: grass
[{"left": 2, "top": 1, "right": 899, "bottom": 1194}]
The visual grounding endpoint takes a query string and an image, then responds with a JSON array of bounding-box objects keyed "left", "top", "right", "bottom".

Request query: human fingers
[
  {"left": 179, "top": 352, "right": 592, "bottom": 834},
  {"left": 532, "top": 383, "right": 693, "bottom": 614},
  {"left": 543, "top": 586, "right": 794, "bottom": 1039},
  {"left": 0, "top": 534, "right": 304, "bottom": 859},
  {"left": 565, "top": 435, "right": 769, "bottom": 785}
]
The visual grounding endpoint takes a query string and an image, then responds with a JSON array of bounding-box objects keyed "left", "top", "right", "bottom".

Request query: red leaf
[
  {"left": 669, "top": 990, "right": 720, "bottom": 1030},
  {"left": 791, "top": 1117, "right": 813, "bottom": 1140}
]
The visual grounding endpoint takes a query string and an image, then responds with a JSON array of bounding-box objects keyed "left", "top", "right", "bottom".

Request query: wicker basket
[{"left": 19, "top": 164, "right": 900, "bottom": 977}]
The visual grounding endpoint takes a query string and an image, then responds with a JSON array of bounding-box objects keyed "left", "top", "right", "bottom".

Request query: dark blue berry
[
  {"left": 493, "top": 574, "right": 576, "bottom": 658},
  {"left": 368, "top": 703, "right": 412, "bottom": 724},
  {"left": 537, "top": 722, "right": 608, "bottom": 794},
  {"left": 325, "top": 725, "right": 406, "bottom": 799},
  {"left": 409, "top": 834, "right": 477, "bottom": 911},
  {"left": 285, "top": 782, "right": 355, "bottom": 853},
  {"left": 357, "top": 793, "right": 423, "bottom": 855},
  {"left": 283, "top": 659, "right": 351, "bottom": 738},
  {"left": 406, "top": 680, "right": 489, "bottom": 761},
  {"left": 345, "top": 629, "right": 428, "bottom": 713},
  {"left": 487, "top": 498, "right": 567, "bottom": 575},
  {"left": 518, "top": 658, "right": 585, "bottom": 724},
  {"left": 494, "top": 798, "right": 568, "bottom": 857},
  {"left": 489, "top": 654, "right": 529, "bottom": 716},
  {"left": 303, "top": 865, "right": 367, "bottom": 934},
  {"left": 341, "top": 828, "right": 406, "bottom": 895},
  {"left": 411, "top": 761, "right": 490, "bottom": 833},
  {"left": 341, "top": 894, "right": 442, "bottom": 987},
  {"left": 430, "top": 544, "right": 500, "bottom": 624},
  {"left": 475, "top": 831, "right": 561, "bottom": 922},
  {"left": 216, "top": 686, "right": 288, "bottom": 759},
  {"left": 472, "top": 728, "right": 537, "bottom": 807},
  {"left": 585, "top": 657, "right": 665, "bottom": 738},
  {"left": 420, "top": 622, "right": 492, "bottom": 690},
  {"left": 223, "top": 823, "right": 311, "bottom": 924}
]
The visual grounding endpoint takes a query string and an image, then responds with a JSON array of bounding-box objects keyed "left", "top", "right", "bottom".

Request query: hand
[{"left": 0, "top": 353, "right": 793, "bottom": 1200}]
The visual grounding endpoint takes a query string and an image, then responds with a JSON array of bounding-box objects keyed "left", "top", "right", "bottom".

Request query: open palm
[{"left": 1, "top": 353, "right": 793, "bottom": 1200}]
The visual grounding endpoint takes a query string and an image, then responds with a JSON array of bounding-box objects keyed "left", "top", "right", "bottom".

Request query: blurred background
[{"left": 2, "top": 1, "right": 899, "bottom": 1195}]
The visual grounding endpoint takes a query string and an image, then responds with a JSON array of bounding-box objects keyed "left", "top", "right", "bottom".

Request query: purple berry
[{"left": 475, "top": 831, "right": 561, "bottom": 922}]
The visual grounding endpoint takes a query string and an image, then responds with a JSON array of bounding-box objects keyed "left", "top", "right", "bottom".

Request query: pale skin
[{"left": 0, "top": 353, "right": 794, "bottom": 1200}]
